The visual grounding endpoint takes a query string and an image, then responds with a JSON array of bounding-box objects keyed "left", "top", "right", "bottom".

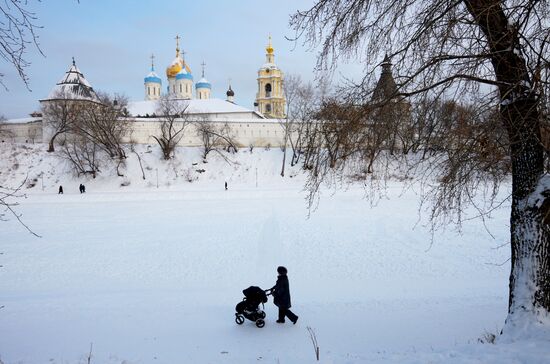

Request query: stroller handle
[{"left": 264, "top": 288, "right": 273, "bottom": 296}]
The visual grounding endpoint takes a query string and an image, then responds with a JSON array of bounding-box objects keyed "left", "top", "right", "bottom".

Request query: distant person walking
[
  {"left": 58, "top": 185, "right": 63, "bottom": 194},
  {"left": 225, "top": 181, "right": 228, "bottom": 190},
  {"left": 270, "top": 266, "right": 298, "bottom": 324},
  {"left": 79, "top": 184, "right": 86, "bottom": 193}
]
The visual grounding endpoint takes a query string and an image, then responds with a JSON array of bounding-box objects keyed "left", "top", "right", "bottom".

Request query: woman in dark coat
[{"left": 271, "top": 266, "right": 298, "bottom": 324}]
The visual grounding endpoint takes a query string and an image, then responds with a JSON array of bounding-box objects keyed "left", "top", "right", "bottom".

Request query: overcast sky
[{"left": 1, "top": 0, "right": 371, "bottom": 119}]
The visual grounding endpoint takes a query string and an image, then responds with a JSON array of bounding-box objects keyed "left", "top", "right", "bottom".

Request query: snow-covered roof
[
  {"left": 196, "top": 77, "right": 211, "bottom": 89},
  {"left": 128, "top": 98, "right": 259, "bottom": 117},
  {"left": 144, "top": 71, "right": 162, "bottom": 84},
  {"left": 170, "top": 56, "right": 182, "bottom": 66},
  {"left": 176, "top": 68, "right": 193, "bottom": 80},
  {"left": 2, "top": 117, "right": 42, "bottom": 124},
  {"left": 44, "top": 62, "right": 99, "bottom": 101},
  {"left": 261, "top": 63, "right": 279, "bottom": 70}
]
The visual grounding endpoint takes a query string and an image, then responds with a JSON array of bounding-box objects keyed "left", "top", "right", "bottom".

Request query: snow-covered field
[{"left": 1, "top": 144, "right": 549, "bottom": 363}]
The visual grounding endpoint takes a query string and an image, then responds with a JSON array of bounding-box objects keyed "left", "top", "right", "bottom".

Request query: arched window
[
  {"left": 265, "top": 83, "right": 272, "bottom": 98},
  {"left": 266, "top": 104, "right": 272, "bottom": 113}
]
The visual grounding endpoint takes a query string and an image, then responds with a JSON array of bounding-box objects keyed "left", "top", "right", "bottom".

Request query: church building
[{"left": 3, "top": 36, "right": 293, "bottom": 148}]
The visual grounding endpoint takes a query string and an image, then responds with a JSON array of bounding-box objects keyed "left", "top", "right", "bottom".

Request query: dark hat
[{"left": 277, "top": 266, "right": 287, "bottom": 275}]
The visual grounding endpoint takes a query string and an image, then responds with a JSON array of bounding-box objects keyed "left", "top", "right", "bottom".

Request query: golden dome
[
  {"left": 166, "top": 61, "right": 182, "bottom": 78},
  {"left": 266, "top": 35, "right": 274, "bottom": 54}
]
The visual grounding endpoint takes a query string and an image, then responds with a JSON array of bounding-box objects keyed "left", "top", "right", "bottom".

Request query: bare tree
[
  {"left": 0, "top": 115, "right": 14, "bottom": 140},
  {"left": 284, "top": 79, "right": 325, "bottom": 168},
  {"left": 56, "top": 93, "right": 130, "bottom": 177},
  {"left": 196, "top": 119, "right": 237, "bottom": 162},
  {"left": 292, "top": 0, "right": 550, "bottom": 330},
  {"left": 73, "top": 93, "right": 130, "bottom": 161},
  {"left": 41, "top": 90, "right": 90, "bottom": 152},
  {"left": 26, "top": 124, "right": 37, "bottom": 143},
  {"left": 280, "top": 74, "right": 303, "bottom": 176},
  {"left": 0, "top": 179, "right": 39, "bottom": 236},
  {"left": 0, "top": 0, "right": 43, "bottom": 89},
  {"left": 60, "top": 135, "right": 100, "bottom": 178},
  {"left": 152, "top": 96, "right": 192, "bottom": 160}
]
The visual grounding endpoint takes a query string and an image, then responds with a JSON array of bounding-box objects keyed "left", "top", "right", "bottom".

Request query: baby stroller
[{"left": 235, "top": 286, "right": 270, "bottom": 328}]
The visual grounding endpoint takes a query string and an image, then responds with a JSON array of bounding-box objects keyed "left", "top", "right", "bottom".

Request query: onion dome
[
  {"left": 196, "top": 77, "right": 211, "bottom": 89},
  {"left": 226, "top": 85, "right": 235, "bottom": 97},
  {"left": 144, "top": 72, "right": 162, "bottom": 84},
  {"left": 166, "top": 35, "right": 192, "bottom": 77},
  {"left": 144, "top": 56, "right": 161, "bottom": 84},
  {"left": 196, "top": 62, "right": 211, "bottom": 89},
  {"left": 175, "top": 68, "right": 193, "bottom": 81},
  {"left": 261, "top": 35, "right": 277, "bottom": 68},
  {"left": 166, "top": 59, "right": 182, "bottom": 78}
]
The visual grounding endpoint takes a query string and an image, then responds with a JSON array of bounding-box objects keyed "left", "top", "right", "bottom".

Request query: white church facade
[{"left": 2, "top": 36, "right": 290, "bottom": 148}]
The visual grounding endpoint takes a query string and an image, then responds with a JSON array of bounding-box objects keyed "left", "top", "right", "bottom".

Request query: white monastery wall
[
  {"left": 1, "top": 120, "right": 42, "bottom": 144},
  {"left": 3, "top": 118, "right": 291, "bottom": 148}
]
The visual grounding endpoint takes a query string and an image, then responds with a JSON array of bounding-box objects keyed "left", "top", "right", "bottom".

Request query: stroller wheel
[
  {"left": 255, "top": 319, "right": 265, "bottom": 328},
  {"left": 235, "top": 314, "right": 245, "bottom": 325},
  {"left": 259, "top": 311, "right": 266, "bottom": 319}
]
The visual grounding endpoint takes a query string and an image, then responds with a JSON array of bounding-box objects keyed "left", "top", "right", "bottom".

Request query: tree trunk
[
  {"left": 465, "top": 0, "right": 550, "bottom": 323},
  {"left": 281, "top": 146, "right": 287, "bottom": 177},
  {"left": 505, "top": 97, "right": 550, "bottom": 320},
  {"left": 48, "top": 132, "right": 62, "bottom": 152}
]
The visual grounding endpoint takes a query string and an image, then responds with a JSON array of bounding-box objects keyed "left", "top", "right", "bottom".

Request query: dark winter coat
[{"left": 272, "top": 274, "right": 291, "bottom": 309}]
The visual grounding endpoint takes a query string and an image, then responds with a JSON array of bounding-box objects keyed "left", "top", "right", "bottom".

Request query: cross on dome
[
  {"left": 175, "top": 34, "right": 181, "bottom": 56},
  {"left": 266, "top": 34, "right": 274, "bottom": 54}
]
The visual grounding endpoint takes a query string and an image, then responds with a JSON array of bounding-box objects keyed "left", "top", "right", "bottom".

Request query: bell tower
[{"left": 255, "top": 36, "right": 286, "bottom": 118}]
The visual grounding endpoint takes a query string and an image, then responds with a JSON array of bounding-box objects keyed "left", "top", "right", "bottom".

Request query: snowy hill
[
  {"left": 0, "top": 143, "right": 303, "bottom": 194},
  {"left": 1, "top": 143, "right": 549, "bottom": 363}
]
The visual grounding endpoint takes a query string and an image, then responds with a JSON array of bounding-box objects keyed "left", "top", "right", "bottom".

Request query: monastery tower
[{"left": 255, "top": 36, "right": 286, "bottom": 118}]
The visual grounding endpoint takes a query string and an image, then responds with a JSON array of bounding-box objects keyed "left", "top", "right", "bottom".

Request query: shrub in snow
[
  {"left": 26, "top": 178, "right": 38, "bottom": 189},
  {"left": 184, "top": 168, "right": 198, "bottom": 183},
  {"left": 478, "top": 331, "right": 497, "bottom": 344},
  {"left": 120, "top": 179, "right": 131, "bottom": 187}
]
